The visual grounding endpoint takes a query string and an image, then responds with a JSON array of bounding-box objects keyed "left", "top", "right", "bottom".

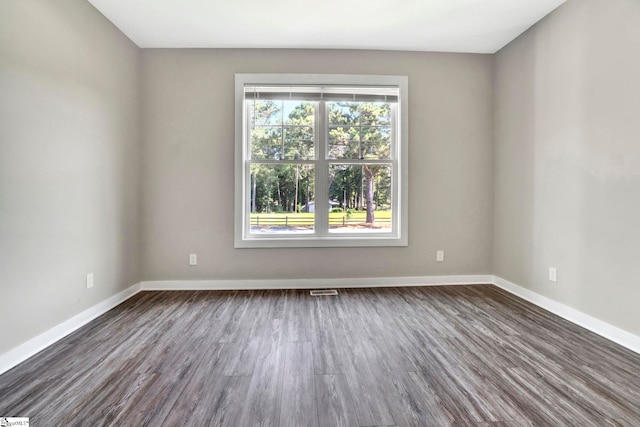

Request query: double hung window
[{"left": 235, "top": 74, "right": 407, "bottom": 248}]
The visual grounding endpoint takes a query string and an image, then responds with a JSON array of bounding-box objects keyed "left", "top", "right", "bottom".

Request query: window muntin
[{"left": 235, "top": 74, "right": 408, "bottom": 248}]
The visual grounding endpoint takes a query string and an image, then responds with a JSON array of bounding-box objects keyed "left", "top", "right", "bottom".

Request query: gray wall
[
  {"left": 494, "top": 0, "right": 640, "bottom": 335},
  {"left": 140, "top": 49, "right": 494, "bottom": 280},
  {"left": 0, "top": 0, "right": 140, "bottom": 350}
]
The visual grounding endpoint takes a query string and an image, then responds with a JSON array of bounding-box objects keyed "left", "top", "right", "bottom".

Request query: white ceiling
[{"left": 88, "top": 0, "right": 566, "bottom": 53}]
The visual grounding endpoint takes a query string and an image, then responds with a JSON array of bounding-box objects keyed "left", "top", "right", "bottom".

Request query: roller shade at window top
[{"left": 244, "top": 85, "right": 399, "bottom": 103}]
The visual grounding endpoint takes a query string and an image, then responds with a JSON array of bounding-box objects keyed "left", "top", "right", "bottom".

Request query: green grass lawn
[{"left": 250, "top": 211, "right": 391, "bottom": 227}]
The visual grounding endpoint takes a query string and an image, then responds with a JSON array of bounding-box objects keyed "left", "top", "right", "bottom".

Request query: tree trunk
[
  {"left": 364, "top": 165, "right": 375, "bottom": 223},
  {"left": 306, "top": 176, "right": 310, "bottom": 212},
  {"left": 294, "top": 165, "right": 299, "bottom": 212},
  {"left": 276, "top": 179, "right": 282, "bottom": 209},
  {"left": 251, "top": 173, "right": 257, "bottom": 212}
]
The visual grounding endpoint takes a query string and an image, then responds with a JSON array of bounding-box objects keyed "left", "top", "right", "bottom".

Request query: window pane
[
  {"left": 328, "top": 126, "right": 360, "bottom": 159},
  {"left": 283, "top": 101, "right": 315, "bottom": 125},
  {"left": 359, "top": 102, "right": 391, "bottom": 126},
  {"left": 250, "top": 100, "right": 282, "bottom": 126},
  {"left": 328, "top": 102, "right": 392, "bottom": 160},
  {"left": 250, "top": 101, "right": 316, "bottom": 161},
  {"left": 251, "top": 126, "right": 283, "bottom": 160},
  {"left": 284, "top": 126, "right": 314, "bottom": 160},
  {"left": 328, "top": 102, "right": 360, "bottom": 125},
  {"left": 360, "top": 126, "right": 391, "bottom": 159},
  {"left": 328, "top": 164, "right": 392, "bottom": 233},
  {"left": 250, "top": 164, "right": 315, "bottom": 234}
]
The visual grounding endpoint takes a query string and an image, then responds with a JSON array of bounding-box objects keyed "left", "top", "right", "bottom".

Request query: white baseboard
[
  {"left": 493, "top": 276, "right": 640, "bottom": 355},
  {"left": 0, "top": 282, "right": 142, "bottom": 376},
  {"left": 140, "top": 275, "right": 494, "bottom": 291}
]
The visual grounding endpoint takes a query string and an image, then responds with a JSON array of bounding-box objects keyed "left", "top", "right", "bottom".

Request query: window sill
[{"left": 234, "top": 234, "right": 408, "bottom": 248}]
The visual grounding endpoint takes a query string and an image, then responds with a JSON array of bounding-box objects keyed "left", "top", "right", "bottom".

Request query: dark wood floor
[{"left": 1, "top": 285, "right": 640, "bottom": 426}]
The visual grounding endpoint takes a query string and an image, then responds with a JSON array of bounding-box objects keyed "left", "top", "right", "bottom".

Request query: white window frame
[{"left": 234, "top": 73, "right": 408, "bottom": 248}]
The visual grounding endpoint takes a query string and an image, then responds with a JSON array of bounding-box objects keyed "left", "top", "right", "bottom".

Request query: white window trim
[{"left": 234, "top": 73, "right": 408, "bottom": 248}]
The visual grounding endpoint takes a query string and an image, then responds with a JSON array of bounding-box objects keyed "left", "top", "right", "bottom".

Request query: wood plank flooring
[{"left": 1, "top": 285, "right": 640, "bottom": 426}]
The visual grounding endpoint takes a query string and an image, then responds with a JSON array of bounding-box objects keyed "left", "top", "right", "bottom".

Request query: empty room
[{"left": 1, "top": 0, "right": 639, "bottom": 425}]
